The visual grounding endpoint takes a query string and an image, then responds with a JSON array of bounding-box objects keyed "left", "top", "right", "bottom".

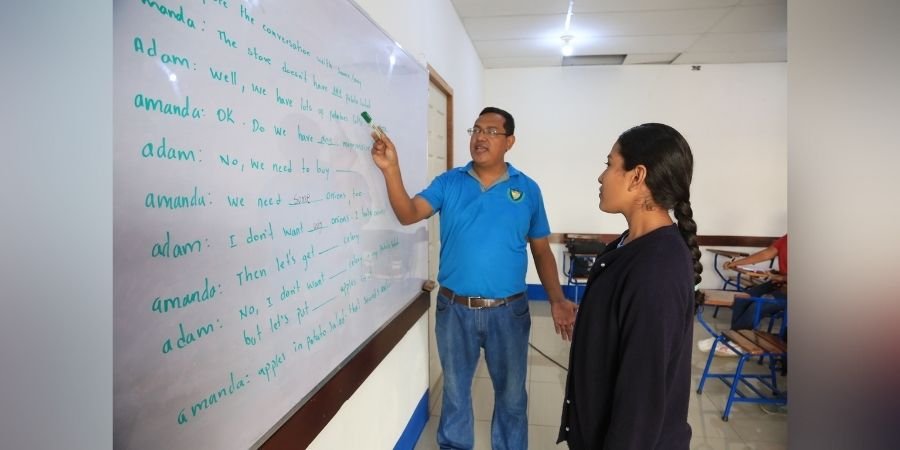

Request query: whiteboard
[{"left": 113, "top": 1, "right": 428, "bottom": 448}]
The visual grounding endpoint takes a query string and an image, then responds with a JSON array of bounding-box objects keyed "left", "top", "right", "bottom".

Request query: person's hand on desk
[{"left": 723, "top": 260, "right": 769, "bottom": 273}]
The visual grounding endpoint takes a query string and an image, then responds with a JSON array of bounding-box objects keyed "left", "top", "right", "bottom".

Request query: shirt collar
[
  {"left": 460, "top": 161, "right": 521, "bottom": 177},
  {"left": 461, "top": 162, "right": 517, "bottom": 191}
]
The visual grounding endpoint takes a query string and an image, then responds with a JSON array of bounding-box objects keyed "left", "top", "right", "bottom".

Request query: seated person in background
[
  {"left": 724, "top": 234, "right": 787, "bottom": 330},
  {"left": 699, "top": 234, "right": 787, "bottom": 355}
]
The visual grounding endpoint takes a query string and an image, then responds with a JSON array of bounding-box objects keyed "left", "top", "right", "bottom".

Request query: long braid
[
  {"left": 618, "top": 122, "right": 702, "bottom": 308},
  {"left": 674, "top": 200, "right": 703, "bottom": 308}
]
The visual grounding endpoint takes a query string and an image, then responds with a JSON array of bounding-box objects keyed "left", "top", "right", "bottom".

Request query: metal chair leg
[
  {"left": 722, "top": 355, "right": 750, "bottom": 421},
  {"left": 696, "top": 338, "right": 719, "bottom": 394}
]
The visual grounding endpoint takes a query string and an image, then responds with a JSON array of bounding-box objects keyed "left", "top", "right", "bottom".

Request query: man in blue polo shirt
[{"left": 370, "top": 107, "right": 577, "bottom": 450}]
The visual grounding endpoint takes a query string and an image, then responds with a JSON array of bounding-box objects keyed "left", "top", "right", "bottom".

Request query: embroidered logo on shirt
[{"left": 508, "top": 188, "right": 524, "bottom": 202}]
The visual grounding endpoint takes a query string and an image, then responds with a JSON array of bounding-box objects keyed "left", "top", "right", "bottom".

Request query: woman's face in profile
[{"left": 598, "top": 143, "right": 630, "bottom": 214}]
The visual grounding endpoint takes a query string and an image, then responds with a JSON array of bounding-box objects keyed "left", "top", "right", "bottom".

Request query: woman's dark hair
[
  {"left": 480, "top": 106, "right": 515, "bottom": 136},
  {"left": 617, "top": 123, "right": 703, "bottom": 307}
]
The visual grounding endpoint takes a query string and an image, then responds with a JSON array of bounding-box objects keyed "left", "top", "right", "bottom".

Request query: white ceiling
[{"left": 449, "top": 0, "right": 787, "bottom": 68}]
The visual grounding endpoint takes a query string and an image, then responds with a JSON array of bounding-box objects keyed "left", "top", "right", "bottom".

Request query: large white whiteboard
[{"left": 113, "top": 1, "right": 428, "bottom": 448}]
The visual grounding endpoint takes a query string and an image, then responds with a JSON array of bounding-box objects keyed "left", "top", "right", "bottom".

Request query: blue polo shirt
[{"left": 417, "top": 162, "right": 551, "bottom": 298}]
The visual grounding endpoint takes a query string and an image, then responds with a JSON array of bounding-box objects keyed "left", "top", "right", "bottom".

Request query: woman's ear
[{"left": 630, "top": 164, "right": 648, "bottom": 189}]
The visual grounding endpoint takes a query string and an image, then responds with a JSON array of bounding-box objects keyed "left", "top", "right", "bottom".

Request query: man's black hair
[{"left": 479, "top": 106, "right": 515, "bottom": 136}]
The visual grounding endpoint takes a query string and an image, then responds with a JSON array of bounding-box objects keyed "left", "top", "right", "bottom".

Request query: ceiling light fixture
[
  {"left": 561, "top": 35, "right": 574, "bottom": 56},
  {"left": 560, "top": 1, "right": 575, "bottom": 56}
]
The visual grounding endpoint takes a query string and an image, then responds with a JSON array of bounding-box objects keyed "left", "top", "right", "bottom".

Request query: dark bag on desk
[{"left": 565, "top": 239, "right": 605, "bottom": 256}]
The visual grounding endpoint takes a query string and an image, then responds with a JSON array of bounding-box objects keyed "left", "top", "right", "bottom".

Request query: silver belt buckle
[{"left": 467, "top": 296, "right": 484, "bottom": 309}]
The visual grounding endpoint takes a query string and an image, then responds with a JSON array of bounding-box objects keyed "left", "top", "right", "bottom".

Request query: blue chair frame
[{"left": 696, "top": 296, "right": 787, "bottom": 421}]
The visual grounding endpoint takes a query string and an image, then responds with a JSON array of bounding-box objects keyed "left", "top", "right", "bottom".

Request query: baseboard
[{"left": 394, "top": 390, "right": 430, "bottom": 450}]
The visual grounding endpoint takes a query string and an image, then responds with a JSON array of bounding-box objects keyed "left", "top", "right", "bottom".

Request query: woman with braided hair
[{"left": 558, "top": 123, "right": 701, "bottom": 450}]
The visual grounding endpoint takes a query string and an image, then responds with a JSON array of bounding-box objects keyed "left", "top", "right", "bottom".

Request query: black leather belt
[{"left": 439, "top": 286, "right": 525, "bottom": 309}]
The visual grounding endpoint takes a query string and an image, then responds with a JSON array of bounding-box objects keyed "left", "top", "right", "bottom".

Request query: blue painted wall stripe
[
  {"left": 394, "top": 390, "right": 430, "bottom": 450},
  {"left": 527, "top": 283, "right": 587, "bottom": 302}
]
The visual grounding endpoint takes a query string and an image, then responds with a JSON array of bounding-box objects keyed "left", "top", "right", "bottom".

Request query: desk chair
[
  {"left": 698, "top": 288, "right": 785, "bottom": 365},
  {"left": 696, "top": 296, "right": 787, "bottom": 421},
  {"left": 707, "top": 248, "right": 750, "bottom": 291},
  {"left": 695, "top": 289, "right": 746, "bottom": 337},
  {"left": 706, "top": 248, "right": 774, "bottom": 317}
]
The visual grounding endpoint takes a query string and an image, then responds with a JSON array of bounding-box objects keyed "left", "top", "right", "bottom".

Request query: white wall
[
  {"left": 484, "top": 64, "right": 787, "bottom": 288},
  {"left": 308, "top": 0, "right": 483, "bottom": 447}
]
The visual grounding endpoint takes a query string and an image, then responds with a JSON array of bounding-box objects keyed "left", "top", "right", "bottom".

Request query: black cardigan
[{"left": 558, "top": 225, "right": 694, "bottom": 450}]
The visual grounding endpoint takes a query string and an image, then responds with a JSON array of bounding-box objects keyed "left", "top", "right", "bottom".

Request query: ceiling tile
[
  {"left": 463, "top": 15, "right": 568, "bottom": 41},
  {"left": 673, "top": 49, "right": 787, "bottom": 64},
  {"left": 474, "top": 34, "right": 699, "bottom": 59},
  {"left": 711, "top": 3, "right": 786, "bottom": 33},
  {"left": 688, "top": 31, "right": 786, "bottom": 52},
  {"left": 567, "top": 34, "right": 699, "bottom": 56},
  {"left": 738, "top": 0, "right": 785, "bottom": 5},
  {"left": 481, "top": 56, "right": 566, "bottom": 69},
  {"left": 574, "top": 0, "right": 740, "bottom": 13},
  {"left": 473, "top": 38, "right": 566, "bottom": 59},
  {"left": 451, "top": 0, "right": 571, "bottom": 18},
  {"left": 570, "top": 8, "right": 731, "bottom": 36},
  {"left": 623, "top": 53, "right": 681, "bottom": 64}
]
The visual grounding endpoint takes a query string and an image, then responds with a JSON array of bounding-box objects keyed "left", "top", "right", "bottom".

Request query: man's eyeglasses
[{"left": 466, "top": 127, "right": 508, "bottom": 137}]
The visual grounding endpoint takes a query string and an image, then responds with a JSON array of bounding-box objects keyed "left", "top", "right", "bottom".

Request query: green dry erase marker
[{"left": 360, "top": 111, "right": 384, "bottom": 139}]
